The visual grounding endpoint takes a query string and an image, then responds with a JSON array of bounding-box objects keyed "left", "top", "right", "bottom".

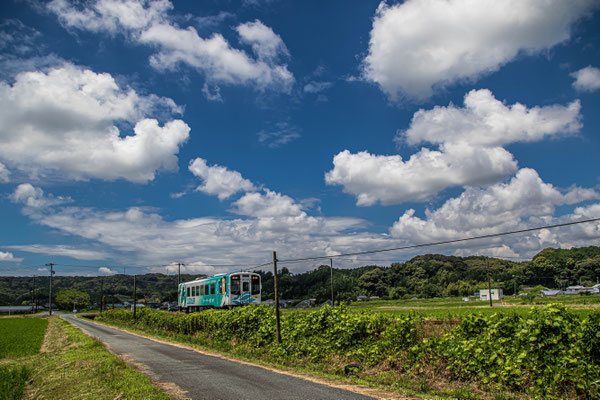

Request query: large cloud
[
  {"left": 401, "top": 89, "right": 582, "bottom": 146},
  {"left": 0, "top": 64, "right": 190, "bottom": 183},
  {"left": 9, "top": 181, "right": 599, "bottom": 270},
  {"left": 363, "top": 0, "right": 598, "bottom": 100},
  {"left": 48, "top": 0, "right": 294, "bottom": 95},
  {"left": 325, "top": 146, "right": 517, "bottom": 206},
  {"left": 10, "top": 184, "right": 369, "bottom": 268},
  {"left": 326, "top": 90, "right": 581, "bottom": 206},
  {"left": 390, "top": 168, "right": 600, "bottom": 252},
  {"left": 188, "top": 158, "right": 256, "bottom": 200}
]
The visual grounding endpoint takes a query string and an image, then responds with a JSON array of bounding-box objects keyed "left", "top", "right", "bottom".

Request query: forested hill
[{"left": 1, "top": 246, "right": 599, "bottom": 306}]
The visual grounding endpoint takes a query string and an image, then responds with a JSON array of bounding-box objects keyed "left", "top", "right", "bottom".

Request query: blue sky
[{"left": 0, "top": 0, "right": 599, "bottom": 277}]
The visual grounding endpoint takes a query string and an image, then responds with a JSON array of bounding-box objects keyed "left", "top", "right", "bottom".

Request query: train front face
[
  {"left": 229, "top": 273, "right": 261, "bottom": 306},
  {"left": 178, "top": 283, "right": 187, "bottom": 308}
]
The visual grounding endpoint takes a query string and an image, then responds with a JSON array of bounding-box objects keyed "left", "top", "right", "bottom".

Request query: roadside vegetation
[
  {"left": 0, "top": 316, "right": 170, "bottom": 400},
  {"left": 98, "top": 303, "right": 600, "bottom": 399}
]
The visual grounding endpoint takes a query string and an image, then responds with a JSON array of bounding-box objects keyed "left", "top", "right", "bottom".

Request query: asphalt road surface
[{"left": 62, "top": 315, "right": 375, "bottom": 400}]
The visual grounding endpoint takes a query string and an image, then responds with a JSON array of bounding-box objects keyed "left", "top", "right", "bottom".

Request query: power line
[{"left": 277, "top": 217, "right": 600, "bottom": 264}]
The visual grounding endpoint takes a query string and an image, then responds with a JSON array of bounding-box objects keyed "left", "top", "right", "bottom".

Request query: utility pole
[
  {"left": 46, "top": 263, "right": 55, "bottom": 316},
  {"left": 330, "top": 258, "right": 334, "bottom": 305},
  {"left": 101, "top": 277, "right": 105, "bottom": 312},
  {"left": 487, "top": 258, "right": 493, "bottom": 307},
  {"left": 178, "top": 263, "right": 182, "bottom": 312},
  {"left": 32, "top": 275, "right": 35, "bottom": 313},
  {"left": 133, "top": 275, "right": 137, "bottom": 320},
  {"left": 273, "top": 251, "right": 281, "bottom": 344}
]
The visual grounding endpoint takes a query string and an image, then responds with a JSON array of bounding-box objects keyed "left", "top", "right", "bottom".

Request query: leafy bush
[
  {"left": 98, "top": 303, "right": 599, "bottom": 398},
  {"left": 418, "top": 304, "right": 600, "bottom": 398}
]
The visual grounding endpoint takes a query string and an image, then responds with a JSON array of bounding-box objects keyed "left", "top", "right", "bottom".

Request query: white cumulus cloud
[
  {"left": 98, "top": 266, "right": 117, "bottom": 274},
  {"left": 390, "top": 168, "right": 600, "bottom": 247},
  {"left": 48, "top": 0, "right": 171, "bottom": 33},
  {"left": 230, "top": 189, "right": 304, "bottom": 218},
  {"left": 48, "top": 0, "right": 295, "bottom": 96},
  {"left": 401, "top": 89, "right": 582, "bottom": 147},
  {"left": 363, "top": 0, "right": 598, "bottom": 100},
  {"left": 236, "top": 20, "right": 289, "bottom": 62},
  {"left": 10, "top": 183, "right": 72, "bottom": 210},
  {"left": 188, "top": 158, "right": 256, "bottom": 200},
  {"left": 0, "top": 251, "right": 23, "bottom": 262},
  {"left": 326, "top": 90, "right": 583, "bottom": 206},
  {"left": 0, "top": 64, "right": 190, "bottom": 183},
  {"left": 571, "top": 65, "right": 600, "bottom": 92},
  {"left": 325, "top": 147, "right": 517, "bottom": 206}
]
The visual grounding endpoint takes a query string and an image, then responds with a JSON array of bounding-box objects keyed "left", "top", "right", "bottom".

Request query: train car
[{"left": 178, "top": 272, "right": 261, "bottom": 312}]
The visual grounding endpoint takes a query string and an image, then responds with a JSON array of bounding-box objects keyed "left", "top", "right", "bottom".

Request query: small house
[{"left": 479, "top": 289, "right": 503, "bottom": 301}]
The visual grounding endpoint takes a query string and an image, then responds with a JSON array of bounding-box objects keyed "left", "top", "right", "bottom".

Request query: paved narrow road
[{"left": 62, "top": 315, "right": 375, "bottom": 400}]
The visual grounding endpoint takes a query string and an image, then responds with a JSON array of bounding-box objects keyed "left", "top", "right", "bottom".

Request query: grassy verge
[{"left": 1, "top": 317, "right": 170, "bottom": 400}]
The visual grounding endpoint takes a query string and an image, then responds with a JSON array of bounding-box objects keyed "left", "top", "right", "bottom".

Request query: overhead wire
[{"left": 276, "top": 218, "right": 600, "bottom": 264}]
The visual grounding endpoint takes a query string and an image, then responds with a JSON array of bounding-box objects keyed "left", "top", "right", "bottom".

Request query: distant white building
[{"left": 479, "top": 289, "right": 503, "bottom": 301}]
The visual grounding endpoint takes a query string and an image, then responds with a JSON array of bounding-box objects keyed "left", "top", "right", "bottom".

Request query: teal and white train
[{"left": 178, "top": 272, "right": 261, "bottom": 312}]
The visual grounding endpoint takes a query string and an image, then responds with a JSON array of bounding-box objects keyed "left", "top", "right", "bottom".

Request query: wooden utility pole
[
  {"left": 46, "top": 263, "right": 55, "bottom": 316},
  {"left": 273, "top": 251, "right": 281, "bottom": 344},
  {"left": 32, "top": 276, "right": 36, "bottom": 313},
  {"left": 101, "top": 277, "right": 105, "bottom": 312},
  {"left": 178, "top": 263, "right": 182, "bottom": 312},
  {"left": 487, "top": 258, "right": 493, "bottom": 307},
  {"left": 133, "top": 275, "right": 137, "bottom": 320},
  {"left": 330, "top": 258, "right": 334, "bottom": 305}
]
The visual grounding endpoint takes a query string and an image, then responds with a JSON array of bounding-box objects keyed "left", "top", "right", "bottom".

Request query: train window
[
  {"left": 187, "top": 287, "right": 190, "bottom": 297},
  {"left": 193, "top": 286, "right": 196, "bottom": 297},
  {"left": 231, "top": 277, "right": 240, "bottom": 295},
  {"left": 201, "top": 285, "right": 205, "bottom": 296},
  {"left": 210, "top": 283, "right": 215, "bottom": 295},
  {"left": 251, "top": 276, "right": 260, "bottom": 295},
  {"left": 242, "top": 281, "right": 249, "bottom": 292}
]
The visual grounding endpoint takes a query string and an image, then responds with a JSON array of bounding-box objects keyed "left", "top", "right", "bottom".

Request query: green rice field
[
  {"left": 344, "top": 294, "right": 600, "bottom": 319},
  {"left": 0, "top": 318, "right": 48, "bottom": 359}
]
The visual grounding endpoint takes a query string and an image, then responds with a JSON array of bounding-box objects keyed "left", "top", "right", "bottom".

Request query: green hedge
[{"left": 99, "top": 304, "right": 600, "bottom": 398}]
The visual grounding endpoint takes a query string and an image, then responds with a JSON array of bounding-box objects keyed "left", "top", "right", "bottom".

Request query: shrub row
[{"left": 98, "top": 304, "right": 600, "bottom": 398}]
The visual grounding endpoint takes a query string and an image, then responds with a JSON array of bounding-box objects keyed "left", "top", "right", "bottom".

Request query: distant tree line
[{"left": 0, "top": 247, "right": 598, "bottom": 306}]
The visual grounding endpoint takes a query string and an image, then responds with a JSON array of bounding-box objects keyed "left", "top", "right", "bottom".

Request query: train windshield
[
  {"left": 230, "top": 275, "right": 240, "bottom": 295},
  {"left": 251, "top": 275, "right": 260, "bottom": 295}
]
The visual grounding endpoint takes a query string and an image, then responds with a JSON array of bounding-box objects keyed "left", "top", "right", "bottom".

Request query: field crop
[
  {"left": 0, "top": 318, "right": 47, "bottom": 358},
  {"left": 98, "top": 303, "right": 600, "bottom": 399},
  {"left": 0, "top": 365, "right": 31, "bottom": 400}
]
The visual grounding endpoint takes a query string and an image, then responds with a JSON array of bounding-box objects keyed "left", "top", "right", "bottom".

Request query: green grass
[
  {"left": 0, "top": 365, "right": 31, "bottom": 400},
  {"left": 20, "top": 317, "right": 171, "bottom": 400},
  {"left": 0, "top": 318, "right": 48, "bottom": 358},
  {"left": 345, "top": 294, "right": 600, "bottom": 319},
  {"left": 0, "top": 317, "right": 170, "bottom": 400}
]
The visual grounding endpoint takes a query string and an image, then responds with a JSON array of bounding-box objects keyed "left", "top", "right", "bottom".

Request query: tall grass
[{"left": 0, "top": 365, "right": 31, "bottom": 400}]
